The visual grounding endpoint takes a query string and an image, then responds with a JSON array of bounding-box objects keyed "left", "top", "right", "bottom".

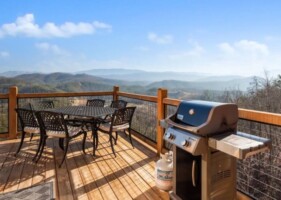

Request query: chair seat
[
  {"left": 24, "top": 126, "right": 40, "bottom": 134},
  {"left": 46, "top": 126, "right": 82, "bottom": 138},
  {"left": 99, "top": 123, "right": 130, "bottom": 132}
]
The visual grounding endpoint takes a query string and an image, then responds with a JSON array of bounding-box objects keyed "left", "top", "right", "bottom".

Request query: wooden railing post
[
  {"left": 9, "top": 86, "right": 18, "bottom": 139},
  {"left": 113, "top": 86, "right": 119, "bottom": 101},
  {"left": 157, "top": 88, "right": 167, "bottom": 155}
]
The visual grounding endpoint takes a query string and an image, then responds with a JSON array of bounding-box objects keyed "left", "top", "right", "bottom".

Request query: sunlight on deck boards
[{"left": 0, "top": 132, "right": 169, "bottom": 200}]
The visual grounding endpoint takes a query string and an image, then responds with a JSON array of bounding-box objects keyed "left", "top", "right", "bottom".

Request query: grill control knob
[
  {"left": 167, "top": 133, "right": 175, "bottom": 140},
  {"left": 181, "top": 140, "right": 190, "bottom": 147}
]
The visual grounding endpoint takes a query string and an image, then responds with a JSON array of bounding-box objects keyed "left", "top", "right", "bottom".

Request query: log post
[
  {"left": 156, "top": 88, "right": 167, "bottom": 155},
  {"left": 113, "top": 86, "right": 119, "bottom": 101},
  {"left": 9, "top": 86, "right": 18, "bottom": 139}
]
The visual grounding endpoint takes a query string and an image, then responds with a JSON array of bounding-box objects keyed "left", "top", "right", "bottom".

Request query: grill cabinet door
[{"left": 174, "top": 146, "right": 201, "bottom": 200}]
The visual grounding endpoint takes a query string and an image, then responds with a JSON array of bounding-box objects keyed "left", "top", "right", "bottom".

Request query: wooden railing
[
  {"left": 1, "top": 86, "right": 281, "bottom": 152},
  {"left": 1, "top": 86, "right": 281, "bottom": 199}
]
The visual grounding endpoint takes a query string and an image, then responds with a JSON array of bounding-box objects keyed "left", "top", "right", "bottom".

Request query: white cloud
[
  {"left": 186, "top": 40, "right": 204, "bottom": 56},
  {"left": 212, "top": 39, "right": 272, "bottom": 75},
  {"left": 169, "top": 40, "right": 204, "bottom": 59},
  {"left": 218, "top": 42, "right": 235, "bottom": 54},
  {"left": 0, "top": 51, "right": 10, "bottom": 58},
  {"left": 35, "top": 42, "right": 68, "bottom": 55},
  {"left": 218, "top": 40, "right": 269, "bottom": 56},
  {"left": 0, "top": 13, "right": 112, "bottom": 38},
  {"left": 148, "top": 32, "right": 173, "bottom": 44},
  {"left": 92, "top": 21, "right": 112, "bottom": 29},
  {"left": 234, "top": 40, "right": 269, "bottom": 55}
]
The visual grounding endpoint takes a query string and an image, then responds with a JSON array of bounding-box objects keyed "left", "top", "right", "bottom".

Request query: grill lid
[
  {"left": 165, "top": 100, "right": 238, "bottom": 136},
  {"left": 176, "top": 100, "right": 224, "bottom": 127}
]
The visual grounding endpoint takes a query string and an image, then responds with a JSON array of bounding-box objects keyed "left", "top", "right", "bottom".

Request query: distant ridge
[
  {"left": 77, "top": 68, "right": 143, "bottom": 75},
  {"left": 146, "top": 76, "right": 259, "bottom": 91},
  {"left": 0, "top": 71, "right": 35, "bottom": 77},
  {"left": 0, "top": 71, "right": 262, "bottom": 95},
  {"left": 77, "top": 68, "right": 211, "bottom": 82}
]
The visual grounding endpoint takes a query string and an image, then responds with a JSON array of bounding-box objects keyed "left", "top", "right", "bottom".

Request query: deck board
[{"left": 0, "top": 133, "right": 169, "bottom": 200}]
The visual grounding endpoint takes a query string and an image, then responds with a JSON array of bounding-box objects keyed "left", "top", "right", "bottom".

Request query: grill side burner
[{"left": 162, "top": 100, "right": 271, "bottom": 200}]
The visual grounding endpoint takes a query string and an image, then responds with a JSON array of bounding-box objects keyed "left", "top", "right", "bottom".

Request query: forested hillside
[
  {"left": 0, "top": 73, "right": 146, "bottom": 93},
  {"left": 0, "top": 71, "right": 259, "bottom": 96}
]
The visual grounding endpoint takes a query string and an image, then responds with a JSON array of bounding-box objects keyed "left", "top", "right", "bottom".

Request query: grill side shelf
[{"left": 208, "top": 131, "right": 271, "bottom": 159}]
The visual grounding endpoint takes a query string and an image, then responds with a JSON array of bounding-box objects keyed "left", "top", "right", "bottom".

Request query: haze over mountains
[
  {"left": 0, "top": 69, "right": 262, "bottom": 94},
  {"left": 79, "top": 68, "right": 259, "bottom": 91}
]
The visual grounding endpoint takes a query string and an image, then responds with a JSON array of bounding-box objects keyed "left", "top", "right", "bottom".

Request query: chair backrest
[
  {"left": 110, "top": 100, "right": 128, "bottom": 109},
  {"left": 86, "top": 99, "right": 105, "bottom": 107},
  {"left": 111, "top": 107, "right": 136, "bottom": 127},
  {"left": 36, "top": 111, "right": 67, "bottom": 135},
  {"left": 30, "top": 100, "right": 55, "bottom": 111},
  {"left": 15, "top": 108, "right": 39, "bottom": 129}
]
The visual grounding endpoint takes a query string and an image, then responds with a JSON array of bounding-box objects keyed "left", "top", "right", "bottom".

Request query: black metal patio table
[{"left": 49, "top": 106, "right": 116, "bottom": 155}]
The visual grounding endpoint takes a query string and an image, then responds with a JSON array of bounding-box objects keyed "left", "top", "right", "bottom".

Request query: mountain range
[
  {"left": 0, "top": 69, "right": 262, "bottom": 95},
  {"left": 77, "top": 68, "right": 211, "bottom": 82}
]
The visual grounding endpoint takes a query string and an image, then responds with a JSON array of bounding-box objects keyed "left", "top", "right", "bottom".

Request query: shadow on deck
[{"left": 0, "top": 132, "right": 168, "bottom": 200}]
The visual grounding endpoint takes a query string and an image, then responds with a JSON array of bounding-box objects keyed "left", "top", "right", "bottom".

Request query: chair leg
[
  {"left": 33, "top": 135, "right": 43, "bottom": 161},
  {"left": 15, "top": 132, "right": 26, "bottom": 156},
  {"left": 36, "top": 136, "right": 47, "bottom": 163},
  {"left": 109, "top": 132, "right": 117, "bottom": 144},
  {"left": 109, "top": 134, "right": 116, "bottom": 157},
  {"left": 95, "top": 133, "right": 99, "bottom": 149},
  {"left": 59, "top": 138, "right": 69, "bottom": 168},
  {"left": 123, "top": 130, "right": 127, "bottom": 137},
  {"left": 128, "top": 128, "right": 134, "bottom": 148},
  {"left": 93, "top": 131, "right": 96, "bottom": 156},
  {"left": 115, "top": 132, "right": 118, "bottom": 145},
  {"left": 30, "top": 133, "right": 34, "bottom": 141},
  {"left": 59, "top": 138, "right": 64, "bottom": 150},
  {"left": 82, "top": 132, "right": 87, "bottom": 154}
]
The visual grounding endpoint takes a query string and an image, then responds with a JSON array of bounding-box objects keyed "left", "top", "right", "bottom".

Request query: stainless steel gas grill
[{"left": 161, "top": 100, "right": 271, "bottom": 200}]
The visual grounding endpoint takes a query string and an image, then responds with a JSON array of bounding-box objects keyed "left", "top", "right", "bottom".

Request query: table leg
[{"left": 91, "top": 122, "right": 99, "bottom": 156}]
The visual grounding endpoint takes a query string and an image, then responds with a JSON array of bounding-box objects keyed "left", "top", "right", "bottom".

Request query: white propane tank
[{"left": 155, "top": 151, "right": 173, "bottom": 191}]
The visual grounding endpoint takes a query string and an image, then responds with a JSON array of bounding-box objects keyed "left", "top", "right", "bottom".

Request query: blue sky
[{"left": 0, "top": 0, "right": 281, "bottom": 76}]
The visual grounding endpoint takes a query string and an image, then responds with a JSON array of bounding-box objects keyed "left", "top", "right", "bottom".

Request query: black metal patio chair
[
  {"left": 95, "top": 106, "right": 136, "bottom": 156},
  {"left": 15, "top": 108, "right": 41, "bottom": 158},
  {"left": 86, "top": 99, "right": 105, "bottom": 107},
  {"left": 110, "top": 100, "right": 127, "bottom": 109},
  {"left": 29, "top": 100, "right": 55, "bottom": 111},
  {"left": 29, "top": 100, "right": 55, "bottom": 141},
  {"left": 102, "top": 100, "right": 128, "bottom": 123},
  {"left": 71, "top": 99, "right": 106, "bottom": 125},
  {"left": 35, "top": 111, "right": 87, "bottom": 167}
]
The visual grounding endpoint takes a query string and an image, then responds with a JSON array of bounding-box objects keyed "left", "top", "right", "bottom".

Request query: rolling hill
[{"left": 0, "top": 70, "right": 261, "bottom": 96}]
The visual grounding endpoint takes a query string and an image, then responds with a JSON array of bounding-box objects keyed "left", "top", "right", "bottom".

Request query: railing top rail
[
  {"left": 118, "top": 91, "right": 157, "bottom": 102},
  {"left": 0, "top": 94, "right": 9, "bottom": 99},
  {"left": 163, "top": 97, "right": 181, "bottom": 106},
  {"left": 163, "top": 97, "right": 281, "bottom": 127},
  {"left": 17, "top": 91, "right": 113, "bottom": 98},
  {"left": 238, "top": 108, "right": 281, "bottom": 126}
]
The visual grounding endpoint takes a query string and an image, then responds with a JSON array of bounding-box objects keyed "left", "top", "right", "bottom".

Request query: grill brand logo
[
  {"left": 189, "top": 108, "right": 195, "bottom": 115},
  {"left": 177, "top": 114, "right": 184, "bottom": 120}
]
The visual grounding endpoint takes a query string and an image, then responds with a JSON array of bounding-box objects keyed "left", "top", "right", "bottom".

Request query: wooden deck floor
[{"left": 0, "top": 132, "right": 169, "bottom": 200}]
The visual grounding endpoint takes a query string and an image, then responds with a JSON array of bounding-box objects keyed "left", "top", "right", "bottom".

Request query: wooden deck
[{"left": 0, "top": 133, "right": 169, "bottom": 200}]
